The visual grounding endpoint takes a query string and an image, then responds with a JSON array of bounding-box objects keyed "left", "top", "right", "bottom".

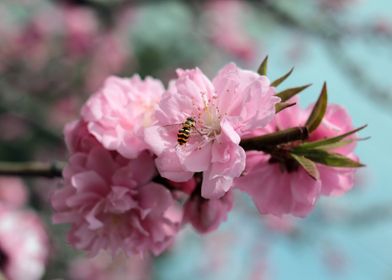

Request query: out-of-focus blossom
[
  {"left": 321, "top": 246, "right": 348, "bottom": 274},
  {"left": 62, "top": 5, "right": 99, "bottom": 56},
  {"left": 86, "top": 33, "right": 131, "bottom": 92},
  {"left": 263, "top": 215, "right": 297, "bottom": 235},
  {"left": 0, "top": 206, "right": 49, "bottom": 280},
  {"left": 184, "top": 190, "right": 233, "bottom": 233},
  {"left": 12, "top": 5, "right": 63, "bottom": 70},
  {"left": 319, "top": 0, "right": 359, "bottom": 11},
  {"left": 145, "top": 63, "right": 279, "bottom": 199},
  {"left": 0, "top": 177, "right": 28, "bottom": 209},
  {"left": 0, "top": 114, "right": 31, "bottom": 141},
  {"left": 373, "top": 18, "right": 392, "bottom": 36},
  {"left": 69, "top": 252, "right": 151, "bottom": 280},
  {"left": 235, "top": 102, "right": 358, "bottom": 217},
  {"left": 49, "top": 96, "right": 81, "bottom": 128},
  {"left": 52, "top": 121, "right": 182, "bottom": 256},
  {"left": 81, "top": 75, "right": 164, "bottom": 159},
  {"left": 203, "top": 0, "right": 257, "bottom": 61}
]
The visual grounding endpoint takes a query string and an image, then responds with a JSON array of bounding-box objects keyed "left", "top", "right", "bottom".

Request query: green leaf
[
  {"left": 311, "top": 139, "right": 355, "bottom": 151},
  {"left": 276, "top": 84, "right": 312, "bottom": 102},
  {"left": 294, "top": 125, "right": 368, "bottom": 151},
  {"left": 305, "top": 82, "right": 328, "bottom": 133},
  {"left": 293, "top": 149, "right": 365, "bottom": 168},
  {"left": 315, "top": 137, "right": 370, "bottom": 151},
  {"left": 257, "top": 56, "right": 268, "bottom": 76},
  {"left": 271, "top": 67, "right": 294, "bottom": 87},
  {"left": 291, "top": 153, "right": 320, "bottom": 180},
  {"left": 275, "top": 102, "right": 296, "bottom": 113}
]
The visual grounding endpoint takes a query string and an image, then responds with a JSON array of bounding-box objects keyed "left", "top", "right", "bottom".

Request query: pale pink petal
[
  {"left": 180, "top": 142, "right": 212, "bottom": 172},
  {"left": 155, "top": 150, "right": 194, "bottom": 182}
]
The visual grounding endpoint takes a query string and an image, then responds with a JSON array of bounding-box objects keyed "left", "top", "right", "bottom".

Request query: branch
[
  {"left": 0, "top": 161, "right": 65, "bottom": 178},
  {"left": 240, "top": 127, "right": 309, "bottom": 151}
]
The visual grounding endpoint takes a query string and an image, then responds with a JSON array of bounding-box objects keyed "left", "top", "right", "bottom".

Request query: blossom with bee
[{"left": 145, "top": 63, "right": 280, "bottom": 199}]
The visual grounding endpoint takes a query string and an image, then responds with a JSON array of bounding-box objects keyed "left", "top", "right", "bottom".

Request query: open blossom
[
  {"left": 52, "top": 121, "right": 182, "bottom": 256},
  {"left": 64, "top": 120, "right": 100, "bottom": 154},
  {"left": 81, "top": 75, "right": 164, "bottom": 158},
  {"left": 145, "top": 63, "right": 279, "bottom": 199},
  {"left": 0, "top": 206, "right": 49, "bottom": 280},
  {"left": 184, "top": 190, "right": 233, "bottom": 233},
  {"left": 235, "top": 102, "right": 358, "bottom": 217}
]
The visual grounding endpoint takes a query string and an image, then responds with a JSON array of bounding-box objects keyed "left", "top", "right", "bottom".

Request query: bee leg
[{"left": 193, "top": 127, "right": 206, "bottom": 137}]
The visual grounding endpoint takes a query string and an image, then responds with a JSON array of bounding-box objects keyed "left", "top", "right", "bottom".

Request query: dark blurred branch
[{"left": 0, "top": 161, "right": 65, "bottom": 178}]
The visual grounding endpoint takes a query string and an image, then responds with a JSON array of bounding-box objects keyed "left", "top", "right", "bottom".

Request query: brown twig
[
  {"left": 240, "top": 127, "right": 309, "bottom": 151},
  {"left": 0, "top": 161, "right": 65, "bottom": 178}
]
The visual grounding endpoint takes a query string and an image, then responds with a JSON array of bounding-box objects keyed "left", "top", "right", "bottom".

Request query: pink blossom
[
  {"left": 0, "top": 206, "right": 49, "bottom": 280},
  {"left": 81, "top": 75, "right": 164, "bottom": 159},
  {"left": 373, "top": 18, "right": 392, "bottom": 36},
  {"left": 145, "top": 63, "right": 279, "bottom": 199},
  {"left": 53, "top": 121, "right": 182, "bottom": 256},
  {"left": 62, "top": 5, "right": 99, "bottom": 56},
  {"left": 0, "top": 177, "right": 28, "bottom": 209},
  {"left": 237, "top": 151, "right": 321, "bottom": 217},
  {"left": 319, "top": 0, "right": 359, "bottom": 11},
  {"left": 86, "top": 33, "right": 131, "bottom": 92},
  {"left": 12, "top": 5, "right": 63, "bottom": 70},
  {"left": 264, "top": 215, "right": 297, "bottom": 235},
  {"left": 0, "top": 114, "right": 30, "bottom": 141},
  {"left": 69, "top": 252, "right": 151, "bottom": 280},
  {"left": 167, "top": 178, "right": 197, "bottom": 195},
  {"left": 235, "top": 102, "right": 358, "bottom": 217},
  {"left": 49, "top": 96, "right": 81, "bottom": 129},
  {"left": 64, "top": 120, "right": 100, "bottom": 154},
  {"left": 322, "top": 246, "right": 348, "bottom": 274},
  {"left": 184, "top": 190, "right": 233, "bottom": 233},
  {"left": 203, "top": 0, "right": 257, "bottom": 61}
]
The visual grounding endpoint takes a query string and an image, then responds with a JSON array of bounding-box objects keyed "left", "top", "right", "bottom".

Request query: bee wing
[
  {"left": 161, "top": 123, "right": 183, "bottom": 134},
  {"left": 162, "top": 122, "right": 183, "bottom": 127}
]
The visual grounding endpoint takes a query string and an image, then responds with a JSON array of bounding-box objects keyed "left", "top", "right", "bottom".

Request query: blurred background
[{"left": 0, "top": 0, "right": 391, "bottom": 279}]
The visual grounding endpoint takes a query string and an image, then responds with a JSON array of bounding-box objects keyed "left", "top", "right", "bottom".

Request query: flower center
[{"left": 195, "top": 98, "right": 222, "bottom": 140}]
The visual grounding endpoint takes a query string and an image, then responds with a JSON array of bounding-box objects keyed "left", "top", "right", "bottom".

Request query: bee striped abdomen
[{"left": 177, "top": 117, "right": 196, "bottom": 145}]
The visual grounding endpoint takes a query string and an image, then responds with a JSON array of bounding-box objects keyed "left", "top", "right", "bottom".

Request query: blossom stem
[
  {"left": 240, "top": 126, "right": 309, "bottom": 151},
  {"left": 0, "top": 127, "right": 308, "bottom": 178},
  {"left": 0, "top": 161, "right": 65, "bottom": 178}
]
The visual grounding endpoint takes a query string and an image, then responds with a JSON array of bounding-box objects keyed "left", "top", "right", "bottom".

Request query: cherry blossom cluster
[
  {"left": 52, "top": 59, "right": 365, "bottom": 257},
  {"left": 0, "top": 178, "right": 49, "bottom": 280}
]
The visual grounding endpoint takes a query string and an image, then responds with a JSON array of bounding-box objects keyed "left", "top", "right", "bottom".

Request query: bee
[{"left": 177, "top": 117, "right": 196, "bottom": 145}]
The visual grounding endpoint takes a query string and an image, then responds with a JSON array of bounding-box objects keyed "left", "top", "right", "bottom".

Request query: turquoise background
[{"left": 152, "top": 1, "right": 392, "bottom": 279}]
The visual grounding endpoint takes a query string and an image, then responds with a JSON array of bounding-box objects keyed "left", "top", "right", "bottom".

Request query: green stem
[{"left": 240, "top": 127, "right": 309, "bottom": 151}]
